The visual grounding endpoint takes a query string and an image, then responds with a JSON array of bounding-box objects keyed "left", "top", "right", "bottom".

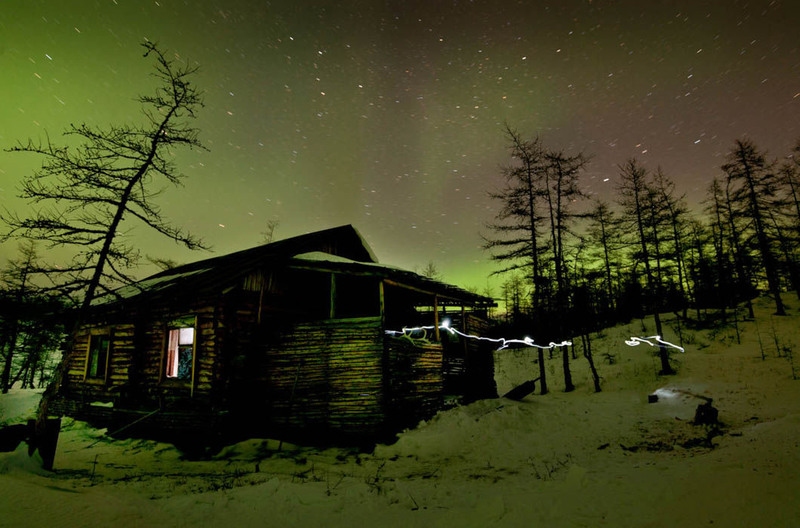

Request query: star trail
[{"left": 2, "top": 1, "right": 799, "bottom": 292}]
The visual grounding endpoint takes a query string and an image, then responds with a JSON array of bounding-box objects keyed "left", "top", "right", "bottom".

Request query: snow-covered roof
[
  {"left": 89, "top": 225, "right": 493, "bottom": 309},
  {"left": 92, "top": 268, "right": 209, "bottom": 306},
  {"left": 292, "top": 251, "right": 398, "bottom": 270}
]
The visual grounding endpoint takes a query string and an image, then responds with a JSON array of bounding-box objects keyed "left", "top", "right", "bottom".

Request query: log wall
[
  {"left": 52, "top": 291, "right": 481, "bottom": 444},
  {"left": 252, "top": 317, "right": 386, "bottom": 438},
  {"left": 60, "top": 323, "right": 136, "bottom": 403},
  {"left": 54, "top": 296, "right": 224, "bottom": 419},
  {"left": 385, "top": 337, "right": 444, "bottom": 430}
]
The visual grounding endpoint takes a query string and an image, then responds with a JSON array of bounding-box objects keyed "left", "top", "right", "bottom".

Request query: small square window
[
  {"left": 86, "top": 333, "right": 111, "bottom": 380},
  {"left": 165, "top": 326, "right": 195, "bottom": 380}
]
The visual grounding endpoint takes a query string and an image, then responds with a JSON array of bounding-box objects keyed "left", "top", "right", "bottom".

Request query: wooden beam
[
  {"left": 434, "top": 295, "right": 440, "bottom": 341},
  {"left": 378, "top": 280, "right": 385, "bottom": 323},
  {"left": 383, "top": 278, "right": 466, "bottom": 304},
  {"left": 287, "top": 264, "right": 492, "bottom": 306}
]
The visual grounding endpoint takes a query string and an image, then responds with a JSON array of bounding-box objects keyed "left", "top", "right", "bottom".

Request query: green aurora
[{"left": 1, "top": 1, "right": 799, "bottom": 293}]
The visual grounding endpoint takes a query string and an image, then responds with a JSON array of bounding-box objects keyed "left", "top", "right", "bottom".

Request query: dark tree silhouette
[
  {"left": 0, "top": 242, "right": 37, "bottom": 393},
  {"left": 486, "top": 126, "right": 592, "bottom": 392},
  {"left": 617, "top": 159, "right": 674, "bottom": 375},
  {"left": 541, "top": 149, "right": 587, "bottom": 392},
  {"left": 651, "top": 168, "right": 690, "bottom": 317},
  {"left": 261, "top": 219, "right": 280, "bottom": 245},
  {"left": 586, "top": 199, "right": 621, "bottom": 316},
  {"left": 778, "top": 155, "right": 800, "bottom": 299},
  {"left": 484, "top": 125, "right": 548, "bottom": 310},
  {"left": 722, "top": 139, "right": 786, "bottom": 315},
  {"left": 418, "top": 261, "right": 443, "bottom": 281},
  {"left": 0, "top": 242, "right": 64, "bottom": 393},
  {"left": 2, "top": 42, "right": 207, "bottom": 317}
]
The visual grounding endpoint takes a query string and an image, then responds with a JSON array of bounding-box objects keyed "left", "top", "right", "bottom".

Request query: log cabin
[{"left": 46, "top": 225, "right": 496, "bottom": 448}]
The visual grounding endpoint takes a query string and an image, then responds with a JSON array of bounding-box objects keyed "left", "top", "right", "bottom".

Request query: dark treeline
[
  {"left": 0, "top": 241, "right": 65, "bottom": 393},
  {"left": 485, "top": 126, "right": 800, "bottom": 391}
]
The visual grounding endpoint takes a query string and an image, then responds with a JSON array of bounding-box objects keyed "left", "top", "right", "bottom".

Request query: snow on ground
[{"left": 2, "top": 295, "right": 800, "bottom": 527}]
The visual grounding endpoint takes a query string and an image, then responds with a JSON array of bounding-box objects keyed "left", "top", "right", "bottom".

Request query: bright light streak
[
  {"left": 386, "top": 321, "right": 572, "bottom": 351},
  {"left": 625, "top": 335, "right": 685, "bottom": 353},
  {"left": 653, "top": 388, "right": 678, "bottom": 399}
]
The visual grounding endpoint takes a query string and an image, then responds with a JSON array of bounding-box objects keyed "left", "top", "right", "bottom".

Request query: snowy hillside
[{"left": 2, "top": 296, "right": 800, "bottom": 527}]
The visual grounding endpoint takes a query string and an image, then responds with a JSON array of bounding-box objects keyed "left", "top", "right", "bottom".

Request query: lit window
[
  {"left": 165, "top": 325, "right": 195, "bottom": 380},
  {"left": 86, "top": 333, "right": 111, "bottom": 380}
]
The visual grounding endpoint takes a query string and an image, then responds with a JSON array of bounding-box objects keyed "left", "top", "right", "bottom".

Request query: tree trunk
[
  {"left": 537, "top": 348, "right": 548, "bottom": 395},
  {"left": 561, "top": 348, "right": 575, "bottom": 392},
  {"left": 581, "top": 333, "right": 602, "bottom": 393},
  {"left": 723, "top": 179, "right": 755, "bottom": 319}
]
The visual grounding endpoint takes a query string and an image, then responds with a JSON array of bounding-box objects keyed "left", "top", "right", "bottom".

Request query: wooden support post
[
  {"left": 434, "top": 295, "right": 440, "bottom": 342},
  {"left": 190, "top": 315, "right": 198, "bottom": 398},
  {"left": 461, "top": 304, "right": 468, "bottom": 356},
  {"left": 379, "top": 281, "right": 385, "bottom": 324},
  {"left": 257, "top": 283, "right": 265, "bottom": 325},
  {"left": 329, "top": 273, "right": 337, "bottom": 320}
]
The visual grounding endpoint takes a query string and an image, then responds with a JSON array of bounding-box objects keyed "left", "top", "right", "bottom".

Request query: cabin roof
[{"left": 92, "top": 225, "right": 493, "bottom": 308}]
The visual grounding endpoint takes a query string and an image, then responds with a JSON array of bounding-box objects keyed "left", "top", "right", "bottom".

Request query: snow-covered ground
[{"left": 2, "top": 296, "right": 800, "bottom": 527}]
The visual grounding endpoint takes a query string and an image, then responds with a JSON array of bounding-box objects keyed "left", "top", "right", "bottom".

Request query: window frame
[
  {"left": 159, "top": 315, "right": 198, "bottom": 395},
  {"left": 83, "top": 328, "right": 112, "bottom": 383}
]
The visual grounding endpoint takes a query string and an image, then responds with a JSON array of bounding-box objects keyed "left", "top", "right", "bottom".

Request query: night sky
[{"left": 2, "top": 1, "right": 799, "bottom": 293}]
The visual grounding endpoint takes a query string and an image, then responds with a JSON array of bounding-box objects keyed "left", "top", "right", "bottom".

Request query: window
[
  {"left": 85, "top": 331, "right": 111, "bottom": 380},
  {"left": 165, "top": 320, "right": 195, "bottom": 381}
]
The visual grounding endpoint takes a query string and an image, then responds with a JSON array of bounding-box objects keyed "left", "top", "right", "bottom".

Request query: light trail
[
  {"left": 624, "top": 335, "right": 685, "bottom": 353},
  {"left": 386, "top": 320, "right": 685, "bottom": 354},
  {"left": 385, "top": 319, "right": 572, "bottom": 351}
]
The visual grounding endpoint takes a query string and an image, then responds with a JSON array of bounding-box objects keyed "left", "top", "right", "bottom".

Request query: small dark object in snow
[
  {"left": 0, "top": 424, "right": 28, "bottom": 452},
  {"left": 33, "top": 418, "right": 62, "bottom": 471},
  {"left": 0, "top": 419, "right": 61, "bottom": 470},
  {"left": 648, "top": 394, "right": 659, "bottom": 403},
  {"left": 693, "top": 400, "right": 719, "bottom": 425},
  {"left": 503, "top": 379, "right": 538, "bottom": 401}
]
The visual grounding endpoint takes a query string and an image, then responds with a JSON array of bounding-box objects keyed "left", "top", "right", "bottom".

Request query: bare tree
[
  {"left": 2, "top": 42, "right": 207, "bottom": 317},
  {"left": 418, "top": 261, "right": 443, "bottom": 281},
  {"left": 586, "top": 199, "right": 621, "bottom": 315},
  {"left": 778, "top": 152, "right": 800, "bottom": 298},
  {"left": 261, "top": 219, "right": 280, "bottom": 244},
  {"left": 651, "top": 168, "right": 691, "bottom": 318},
  {"left": 617, "top": 159, "right": 674, "bottom": 375},
  {"left": 716, "top": 174, "right": 757, "bottom": 319},
  {"left": 722, "top": 139, "right": 786, "bottom": 315},
  {"left": 484, "top": 124, "right": 548, "bottom": 310},
  {"left": 541, "top": 150, "right": 588, "bottom": 393},
  {"left": 542, "top": 149, "right": 589, "bottom": 320}
]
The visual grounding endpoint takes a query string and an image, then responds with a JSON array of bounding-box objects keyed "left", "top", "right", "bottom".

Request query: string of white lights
[
  {"left": 624, "top": 335, "right": 685, "bottom": 353},
  {"left": 385, "top": 319, "right": 572, "bottom": 351},
  {"left": 386, "top": 320, "right": 685, "bottom": 354}
]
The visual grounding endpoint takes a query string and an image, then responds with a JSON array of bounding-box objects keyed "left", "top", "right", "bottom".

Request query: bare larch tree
[
  {"left": 722, "top": 139, "right": 786, "bottom": 316},
  {"left": 2, "top": 42, "right": 207, "bottom": 317}
]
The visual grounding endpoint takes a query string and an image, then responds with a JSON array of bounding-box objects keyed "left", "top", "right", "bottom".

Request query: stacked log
[
  {"left": 259, "top": 317, "right": 385, "bottom": 437},
  {"left": 385, "top": 337, "right": 444, "bottom": 430}
]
